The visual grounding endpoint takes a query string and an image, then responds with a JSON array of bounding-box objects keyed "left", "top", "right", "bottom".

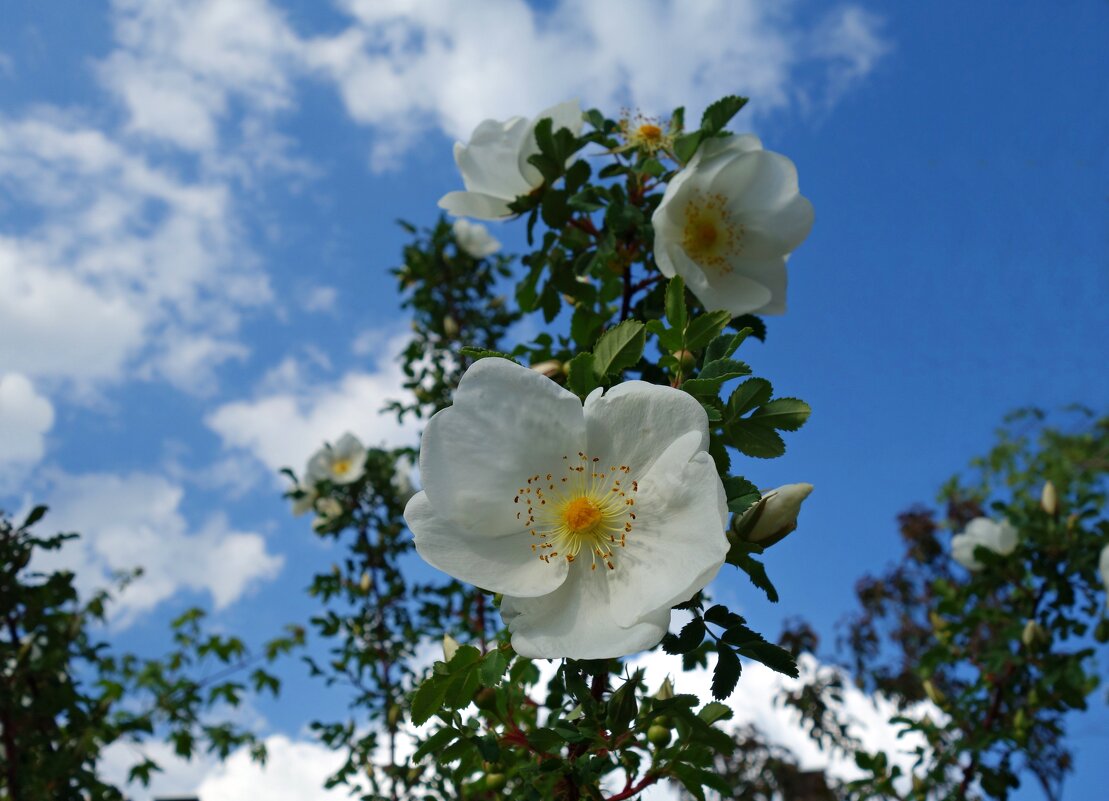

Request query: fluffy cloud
[
  {"left": 33, "top": 471, "right": 283, "bottom": 626},
  {"left": 302, "top": 0, "right": 890, "bottom": 168},
  {"left": 206, "top": 334, "right": 418, "bottom": 477},
  {"left": 0, "top": 116, "right": 269, "bottom": 392},
  {"left": 99, "top": 0, "right": 301, "bottom": 152},
  {"left": 0, "top": 373, "right": 55, "bottom": 472}
]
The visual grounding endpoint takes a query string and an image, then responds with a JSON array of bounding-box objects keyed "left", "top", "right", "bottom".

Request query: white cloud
[
  {"left": 0, "top": 116, "right": 270, "bottom": 392},
  {"left": 625, "top": 649, "right": 931, "bottom": 800},
  {"left": 99, "top": 0, "right": 301, "bottom": 152},
  {"left": 302, "top": 0, "right": 891, "bottom": 168},
  {"left": 32, "top": 471, "right": 284, "bottom": 626},
  {"left": 206, "top": 334, "right": 417, "bottom": 477},
  {"left": 301, "top": 284, "right": 338, "bottom": 313},
  {"left": 0, "top": 372, "right": 55, "bottom": 472}
]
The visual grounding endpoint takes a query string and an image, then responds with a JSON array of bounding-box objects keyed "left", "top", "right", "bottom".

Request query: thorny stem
[{"left": 604, "top": 772, "right": 661, "bottom": 801}]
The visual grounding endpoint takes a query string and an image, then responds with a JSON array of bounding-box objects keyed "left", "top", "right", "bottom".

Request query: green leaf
[
  {"left": 708, "top": 435, "right": 730, "bottom": 474},
  {"left": 646, "top": 319, "right": 682, "bottom": 352},
  {"left": 673, "top": 131, "right": 704, "bottom": 164},
  {"left": 728, "top": 420, "right": 785, "bottom": 459},
  {"left": 722, "top": 476, "right": 760, "bottom": 516},
  {"left": 665, "top": 276, "right": 687, "bottom": 334},
  {"left": 540, "top": 188, "right": 570, "bottom": 228},
  {"left": 727, "top": 378, "right": 773, "bottom": 418},
  {"left": 480, "top": 651, "right": 508, "bottom": 687},
  {"left": 412, "top": 727, "right": 458, "bottom": 762},
  {"left": 640, "top": 157, "right": 667, "bottom": 178},
  {"left": 459, "top": 348, "right": 519, "bottom": 364},
  {"left": 711, "top": 646, "right": 741, "bottom": 700},
  {"left": 751, "top": 397, "right": 811, "bottom": 432},
  {"left": 564, "top": 158, "right": 592, "bottom": 192},
  {"left": 685, "top": 310, "right": 732, "bottom": 350},
  {"left": 728, "top": 551, "right": 779, "bottom": 603},
  {"left": 21, "top": 505, "right": 48, "bottom": 528},
  {"left": 704, "top": 329, "right": 750, "bottom": 363},
  {"left": 411, "top": 676, "right": 450, "bottom": 726},
  {"left": 699, "top": 358, "right": 751, "bottom": 383},
  {"left": 736, "top": 641, "right": 799, "bottom": 679},
  {"left": 700, "top": 95, "right": 749, "bottom": 135},
  {"left": 570, "top": 307, "right": 604, "bottom": 349},
  {"left": 698, "top": 701, "right": 734, "bottom": 725},
  {"left": 731, "top": 314, "right": 766, "bottom": 341},
  {"left": 704, "top": 604, "right": 746, "bottom": 630},
  {"left": 593, "top": 320, "right": 646, "bottom": 378},
  {"left": 566, "top": 352, "right": 600, "bottom": 398},
  {"left": 663, "top": 618, "right": 706, "bottom": 654}
]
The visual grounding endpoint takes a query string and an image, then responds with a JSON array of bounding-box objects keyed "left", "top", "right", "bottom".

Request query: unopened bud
[
  {"left": 485, "top": 773, "right": 507, "bottom": 791},
  {"left": 442, "top": 315, "right": 460, "bottom": 338},
  {"left": 1021, "top": 619, "right": 1050, "bottom": 650},
  {"left": 442, "top": 633, "right": 460, "bottom": 662},
  {"left": 1040, "top": 481, "right": 1058, "bottom": 516},
  {"left": 673, "top": 350, "right": 696, "bottom": 370},
  {"left": 529, "top": 360, "right": 563, "bottom": 379},
  {"left": 647, "top": 724, "right": 672, "bottom": 747},
  {"left": 928, "top": 611, "right": 948, "bottom": 632},
  {"left": 735, "top": 484, "right": 814, "bottom": 547},
  {"left": 359, "top": 572, "right": 371, "bottom": 593},
  {"left": 922, "top": 679, "right": 945, "bottom": 705},
  {"left": 654, "top": 676, "right": 675, "bottom": 700},
  {"left": 386, "top": 703, "right": 403, "bottom": 730}
]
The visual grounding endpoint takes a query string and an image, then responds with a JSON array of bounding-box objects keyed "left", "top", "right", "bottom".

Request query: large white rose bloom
[
  {"left": 452, "top": 219, "right": 501, "bottom": 259},
  {"left": 306, "top": 432, "right": 367, "bottom": 486},
  {"left": 1099, "top": 544, "right": 1109, "bottom": 608},
  {"left": 951, "top": 517, "right": 1019, "bottom": 571},
  {"left": 438, "top": 100, "right": 583, "bottom": 220},
  {"left": 651, "top": 134, "right": 814, "bottom": 316},
  {"left": 404, "top": 358, "right": 728, "bottom": 659}
]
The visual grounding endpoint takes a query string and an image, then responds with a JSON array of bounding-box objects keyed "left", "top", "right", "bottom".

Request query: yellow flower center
[
  {"left": 514, "top": 452, "right": 639, "bottom": 571},
  {"left": 617, "top": 112, "right": 674, "bottom": 155},
  {"left": 681, "top": 191, "right": 743, "bottom": 272},
  {"left": 332, "top": 459, "right": 352, "bottom": 476},
  {"left": 635, "top": 123, "right": 663, "bottom": 143}
]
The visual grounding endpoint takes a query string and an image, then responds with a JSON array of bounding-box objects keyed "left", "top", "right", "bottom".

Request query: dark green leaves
[
  {"left": 592, "top": 319, "right": 646, "bottom": 378},
  {"left": 700, "top": 95, "right": 750, "bottom": 136},
  {"left": 725, "top": 379, "right": 811, "bottom": 458},
  {"left": 663, "top": 618, "right": 707, "bottom": 654},
  {"left": 711, "top": 646, "right": 741, "bottom": 700}
]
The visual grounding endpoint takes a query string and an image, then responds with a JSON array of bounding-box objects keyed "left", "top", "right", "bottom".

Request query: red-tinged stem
[
  {"left": 604, "top": 772, "right": 661, "bottom": 801},
  {"left": 570, "top": 217, "right": 600, "bottom": 238}
]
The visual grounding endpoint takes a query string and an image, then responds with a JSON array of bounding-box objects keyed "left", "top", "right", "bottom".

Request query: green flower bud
[{"left": 485, "top": 773, "right": 507, "bottom": 791}]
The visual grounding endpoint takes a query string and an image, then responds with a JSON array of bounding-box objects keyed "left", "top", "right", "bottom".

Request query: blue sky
[{"left": 1, "top": 0, "right": 1106, "bottom": 797}]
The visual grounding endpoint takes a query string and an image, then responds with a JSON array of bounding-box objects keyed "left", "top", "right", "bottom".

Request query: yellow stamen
[
  {"left": 681, "top": 191, "right": 742, "bottom": 272},
  {"left": 332, "top": 459, "right": 351, "bottom": 475}
]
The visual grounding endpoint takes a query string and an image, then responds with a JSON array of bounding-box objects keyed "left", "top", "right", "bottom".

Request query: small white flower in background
[
  {"left": 312, "top": 496, "right": 344, "bottom": 532},
  {"left": 1099, "top": 544, "right": 1109, "bottom": 607},
  {"left": 951, "top": 517, "right": 1019, "bottom": 570},
  {"left": 439, "top": 100, "right": 583, "bottom": 220},
  {"left": 735, "top": 483, "right": 813, "bottom": 547},
  {"left": 306, "top": 432, "right": 367, "bottom": 485},
  {"left": 452, "top": 219, "right": 501, "bottom": 259},
  {"left": 290, "top": 484, "right": 318, "bottom": 516},
  {"left": 393, "top": 453, "right": 417, "bottom": 504},
  {"left": 652, "top": 134, "right": 814, "bottom": 316},
  {"left": 404, "top": 358, "right": 728, "bottom": 660}
]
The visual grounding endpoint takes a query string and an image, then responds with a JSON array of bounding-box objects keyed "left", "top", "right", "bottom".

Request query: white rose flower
[
  {"left": 404, "top": 358, "right": 728, "bottom": 659},
  {"left": 951, "top": 517, "right": 1019, "bottom": 571},
  {"left": 651, "top": 134, "right": 814, "bottom": 315},
  {"left": 452, "top": 219, "right": 502, "bottom": 259},
  {"left": 306, "top": 432, "right": 367, "bottom": 485},
  {"left": 735, "top": 483, "right": 813, "bottom": 546},
  {"left": 290, "top": 484, "right": 318, "bottom": 516},
  {"left": 439, "top": 100, "right": 583, "bottom": 220},
  {"left": 1099, "top": 544, "right": 1109, "bottom": 607}
]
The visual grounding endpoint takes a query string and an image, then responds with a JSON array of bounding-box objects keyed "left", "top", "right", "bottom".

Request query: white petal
[
  {"left": 712, "top": 149, "right": 802, "bottom": 215},
  {"left": 454, "top": 116, "right": 535, "bottom": 199},
  {"left": 667, "top": 244, "right": 773, "bottom": 315},
  {"left": 501, "top": 565, "right": 671, "bottom": 659},
  {"left": 438, "top": 190, "right": 514, "bottom": 220},
  {"left": 583, "top": 381, "right": 709, "bottom": 478},
  {"left": 304, "top": 448, "right": 330, "bottom": 483},
  {"left": 748, "top": 193, "right": 814, "bottom": 259},
  {"left": 604, "top": 432, "right": 728, "bottom": 626},
  {"left": 729, "top": 257, "right": 788, "bottom": 315},
  {"left": 419, "top": 358, "right": 586, "bottom": 536},
  {"left": 951, "top": 532, "right": 982, "bottom": 571},
  {"left": 406, "top": 492, "right": 568, "bottom": 597},
  {"left": 1099, "top": 545, "right": 1109, "bottom": 605}
]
